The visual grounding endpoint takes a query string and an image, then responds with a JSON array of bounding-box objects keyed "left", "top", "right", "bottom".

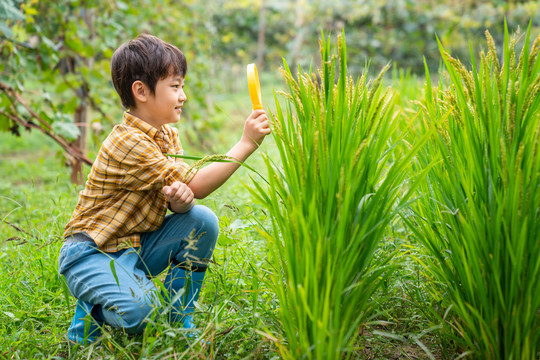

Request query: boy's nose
[{"left": 179, "top": 90, "right": 187, "bottom": 102}]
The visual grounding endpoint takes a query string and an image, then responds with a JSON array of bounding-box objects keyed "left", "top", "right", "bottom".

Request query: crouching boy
[{"left": 58, "top": 33, "right": 270, "bottom": 344}]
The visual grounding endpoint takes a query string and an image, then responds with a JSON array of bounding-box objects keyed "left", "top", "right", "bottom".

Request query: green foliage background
[
  {"left": 1, "top": 0, "right": 539, "bottom": 150},
  {"left": 211, "top": 0, "right": 540, "bottom": 73}
]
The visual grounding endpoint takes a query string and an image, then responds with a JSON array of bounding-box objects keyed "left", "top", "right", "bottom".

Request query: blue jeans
[{"left": 58, "top": 205, "right": 219, "bottom": 334}]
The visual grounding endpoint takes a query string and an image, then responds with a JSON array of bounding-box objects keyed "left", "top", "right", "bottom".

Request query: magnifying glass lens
[{"left": 247, "top": 64, "right": 262, "bottom": 110}]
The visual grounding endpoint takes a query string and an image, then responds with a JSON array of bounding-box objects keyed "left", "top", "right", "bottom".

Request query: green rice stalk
[
  {"left": 249, "top": 31, "right": 425, "bottom": 360},
  {"left": 167, "top": 153, "right": 269, "bottom": 186},
  {"left": 407, "top": 22, "right": 540, "bottom": 359}
]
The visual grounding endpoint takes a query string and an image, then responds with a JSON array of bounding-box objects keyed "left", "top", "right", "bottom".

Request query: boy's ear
[{"left": 132, "top": 80, "right": 148, "bottom": 103}]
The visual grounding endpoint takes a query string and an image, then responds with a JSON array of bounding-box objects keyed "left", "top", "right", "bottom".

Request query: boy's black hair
[{"left": 110, "top": 34, "right": 187, "bottom": 109}]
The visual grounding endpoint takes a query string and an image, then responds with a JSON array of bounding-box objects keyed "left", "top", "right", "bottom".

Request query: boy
[{"left": 58, "top": 33, "right": 270, "bottom": 345}]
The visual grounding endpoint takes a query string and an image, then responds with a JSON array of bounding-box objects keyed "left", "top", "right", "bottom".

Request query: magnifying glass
[{"left": 247, "top": 63, "right": 262, "bottom": 110}]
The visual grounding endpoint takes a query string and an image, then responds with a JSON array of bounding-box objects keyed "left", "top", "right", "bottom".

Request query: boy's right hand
[
  {"left": 163, "top": 181, "right": 194, "bottom": 213},
  {"left": 241, "top": 109, "right": 271, "bottom": 152}
]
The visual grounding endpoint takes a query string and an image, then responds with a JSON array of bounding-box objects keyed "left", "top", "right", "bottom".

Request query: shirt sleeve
[{"left": 115, "top": 131, "right": 195, "bottom": 191}]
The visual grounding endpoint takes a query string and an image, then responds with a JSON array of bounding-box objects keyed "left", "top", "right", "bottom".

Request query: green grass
[
  {"left": 0, "top": 130, "right": 281, "bottom": 359},
  {"left": 0, "top": 111, "right": 439, "bottom": 360}
]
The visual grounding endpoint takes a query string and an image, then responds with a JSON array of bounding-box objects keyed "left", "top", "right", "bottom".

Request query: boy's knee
[
  {"left": 116, "top": 300, "right": 155, "bottom": 334},
  {"left": 190, "top": 205, "right": 219, "bottom": 240},
  {"left": 171, "top": 205, "right": 219, "bottom": 271},
  {"left": 172, "top": 205, "right": 219, "bottom": 242}
]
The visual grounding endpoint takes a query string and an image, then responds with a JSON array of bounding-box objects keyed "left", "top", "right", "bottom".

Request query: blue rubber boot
[
  {"left": 164, "top": 267, "right": 205, "bottom": 332},
  {"left": 67, "top": 299, "right": 103, "bottom": 345}
]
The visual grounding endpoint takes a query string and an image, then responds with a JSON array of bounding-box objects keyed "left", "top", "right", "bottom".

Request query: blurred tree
[
  {"left": 1, "top": 0, "right": 539, "bottom": 184},
  {"left": 257, "top": 1, "right": 266, "bottom": 69},
  {"left": 210, "top": 0, "right": 539, "bottom": 76},
  {"left": 0, "top": 0, "right": 214, "bottom": 183}
]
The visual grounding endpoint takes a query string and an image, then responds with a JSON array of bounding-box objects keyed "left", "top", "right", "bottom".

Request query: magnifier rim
[{"left": 247, "top": 63, "right": 262, "bottom": 110}]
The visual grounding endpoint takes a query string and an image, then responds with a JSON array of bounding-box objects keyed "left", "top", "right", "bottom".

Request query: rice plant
[
  {"left": 249, "top": 33, "right": 425, "bottom": 359},
  {"left": 408, "top": 24, "right": 540, "bottom": 359}
]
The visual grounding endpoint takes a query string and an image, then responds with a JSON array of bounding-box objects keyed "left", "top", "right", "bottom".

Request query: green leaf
[
  {"left": 0, "top": 114, "right": 11, "bottom": 132},
  {"left": 0, "top": 20, "right": 13, "bottom": 37},
  {"left": 52, "top": 120, "right": 80, "bottom": 141},
  {"left": 3, "top": 311, "right": 18, "bottom": 320},
  {"left": 116, "top": 1, "right": 128, "bottom": 10},
  {"left": 41, "top": 36, "right": 58, "bottom": 51},
  {"left": 109, "top": 259, "right": 120, "bottom": 287},
  {"left": 0, "top": 1, "right": 24, "bottom": 21},
  {"left": 59, "top": 275, "right": 72, "bottom": 309}
]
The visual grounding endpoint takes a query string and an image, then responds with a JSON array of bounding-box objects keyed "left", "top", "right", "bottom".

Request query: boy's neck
[{"left": 128, "top": 109, "right": 163, "bottom": 130}]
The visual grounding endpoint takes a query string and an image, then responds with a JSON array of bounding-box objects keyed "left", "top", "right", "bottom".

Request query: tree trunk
[
  {"left": 291, "top": 0, "right": 306, "bottom": 69},
  {"left": 71, "top": 102, "right": 87, "bottom": 184},
  {"left": 70, "top": 7, "right": 95, "bottom": 185},
  {"left": 257, "top": 1, "right": 266, "bottom": 69}
]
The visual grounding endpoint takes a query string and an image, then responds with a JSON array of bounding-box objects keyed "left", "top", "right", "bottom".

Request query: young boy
[{"left": 58, "top": 33, "right": 270, "bottom": 345}]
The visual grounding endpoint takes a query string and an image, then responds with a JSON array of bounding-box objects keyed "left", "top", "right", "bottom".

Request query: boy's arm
[{"left": 188, "top": 109, "right": 270, "bottom": 199}]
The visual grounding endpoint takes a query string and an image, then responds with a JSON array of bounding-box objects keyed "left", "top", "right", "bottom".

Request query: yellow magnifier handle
[{"left": 247, "top": 63, "right": 263, "bottom": 110}]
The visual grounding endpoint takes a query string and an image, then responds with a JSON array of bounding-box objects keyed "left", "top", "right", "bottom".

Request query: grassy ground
[
  {"left": 0, "top": 136, "right": 446, "bottom": 360},
  {"left": 0, "top": 72, "right": 452, "bottom": 359},
  {"left": 0, "top": 105, "right": 283, "bottom": 359}
]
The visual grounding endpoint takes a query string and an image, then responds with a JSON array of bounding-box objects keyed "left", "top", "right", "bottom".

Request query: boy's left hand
[{"left": 163, "top": 181, "right": 194, "bottom": 213}]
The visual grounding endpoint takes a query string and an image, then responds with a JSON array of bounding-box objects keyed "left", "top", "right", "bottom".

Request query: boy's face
[{"left": 137, "top": 74, "right": 186, "bottom": 129}]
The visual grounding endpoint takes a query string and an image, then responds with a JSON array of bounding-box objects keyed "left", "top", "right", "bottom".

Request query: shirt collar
[{"left": 123, "top": 112, "right": 164, "bottom": 139}]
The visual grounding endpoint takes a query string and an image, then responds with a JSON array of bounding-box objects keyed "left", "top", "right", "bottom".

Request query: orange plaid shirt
[{"left": 64, "top": 112, "right": 195, "bottom": 252}]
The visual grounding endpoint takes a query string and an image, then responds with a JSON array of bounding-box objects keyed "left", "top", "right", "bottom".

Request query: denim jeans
[{"left": 58, "top": 205, "right": 219, "bottom": 333}]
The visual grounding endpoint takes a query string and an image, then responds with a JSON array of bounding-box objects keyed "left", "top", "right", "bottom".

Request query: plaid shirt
[{"left": 64, "top": 112, "right": 195, "bottom": 252}]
